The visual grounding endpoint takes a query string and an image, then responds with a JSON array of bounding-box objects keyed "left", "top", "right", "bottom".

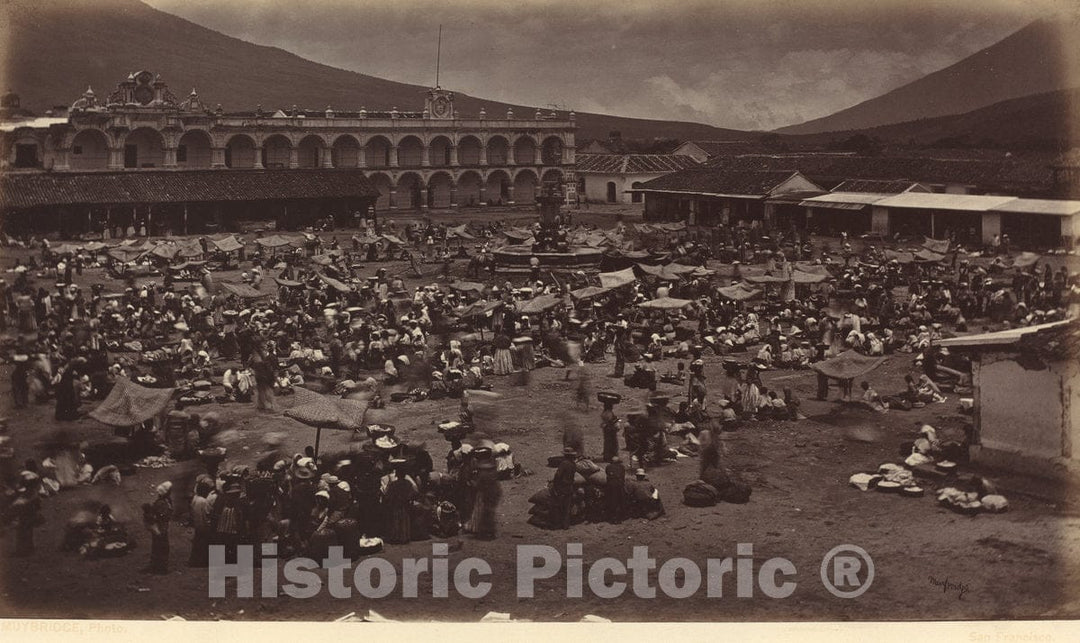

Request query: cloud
[{"left": 140, "top": 0, "right": 1064, "bottom": 129}]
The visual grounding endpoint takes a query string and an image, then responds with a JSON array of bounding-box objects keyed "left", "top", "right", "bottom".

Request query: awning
[
  {"left": 638, "top": 296, "right": 693, "bottom": 310},
  {"left": 449, "top": 281, "right": 486, "bottom": 293},
  {"left": 569, "top": 285, "right": 613, "bottom": 301},
  {"left": 256, "top": 235, "right": 292, "bottom": 248},
  {"left": 598, "top": 267, "right": 637, "bottom": 288},
  {"left": 518, "top": 294, "right": 564, "bottom": 314},
  {"left": 209, "top": 235, "right": 244, "bottom": 253},
  {"left": 318, "top": 272, "right": 353, "bottom": 293},
  {"left": 800, "top": 200, "right": 868, "bottom": 211},
  {"left": 220, "top": 282, "right": 271, "bottom": 299},
  {"left": 90, "top": 377, "right": 176, "bottom": 427},
  {"left": 811, "top": 350, "right": 885, "bottom": 380},
  {"left": 717, "top": 283, "right": 761, "bottom": 301}
]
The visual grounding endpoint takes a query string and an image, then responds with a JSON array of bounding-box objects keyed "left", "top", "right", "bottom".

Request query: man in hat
[
  {"left": 551, "top": 447, "right": 578, "bottom": 530},
  {"left": 604, "top": 456, "right": 627, "bottom": 524},
  {"left": 627, "top": 468, "right": 664, "bottom": 520},
  {"left": 142, "top": 481, "right": 173, "bottom": 574}
]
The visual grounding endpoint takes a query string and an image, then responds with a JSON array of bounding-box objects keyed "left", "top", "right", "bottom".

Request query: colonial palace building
[{"left": 0, "top": 71, "right": 577, "bottom": 235}]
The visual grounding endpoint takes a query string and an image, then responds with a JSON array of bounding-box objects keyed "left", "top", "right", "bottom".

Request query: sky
[{"left": 140, "top": 0, "right": 1073, "bottom": 131}]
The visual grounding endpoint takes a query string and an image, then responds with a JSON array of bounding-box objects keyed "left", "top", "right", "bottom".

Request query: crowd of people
[{"left": 2, "top": 211, "right": 1077, "bottom": 570}]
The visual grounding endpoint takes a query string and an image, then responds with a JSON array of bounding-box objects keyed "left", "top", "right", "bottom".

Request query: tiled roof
[
  {"left": 636, "top": 168, "right": 801, "bottom": 196},
  {"left": 1, "top": 169, "right": 380, "bottom": 210},
  {"left": 831, "top": 179, "right": 926, "bottom": 194},
  {"left": 700, "top": 154, "right": 1054, "bottom": 194},
  {"left": 575, "top": 153, "right": 700, "bottom": 174}
]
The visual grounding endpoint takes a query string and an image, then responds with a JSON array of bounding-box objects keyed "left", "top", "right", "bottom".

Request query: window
[
  {"left": 14, "top": 144, "right": 39, "bottom": 168},
  {"left": 124, "top": 144, "right": 138, "bottom": 168},
  {"left": 177, "top": 145, "right": 187, "bottom": 163},
  {"left": 73, "top": 145, "right": 83, "bottom": 155}
]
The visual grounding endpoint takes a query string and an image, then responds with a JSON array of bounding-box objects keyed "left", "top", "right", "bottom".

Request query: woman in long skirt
[{"left": 492, "top": 332, "right": 514, "bottom": 375}]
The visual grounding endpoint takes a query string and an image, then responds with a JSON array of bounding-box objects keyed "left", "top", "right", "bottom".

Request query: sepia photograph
[{"left": 0, "top": 0, "right": 1079, "bottom": 634}]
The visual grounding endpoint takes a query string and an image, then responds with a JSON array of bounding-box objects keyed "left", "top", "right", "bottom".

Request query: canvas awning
[
  {"left": 449, "top": 281, "right": 486, "bottom": 293},
  {"left": 638, "top": 296, "right": 693, "bottom": 310},
  {"left": 717, "top": 283, "right": 762, "bottom": 301},
  {"left": 569, "top": 285, "right": 613, "bottom": 301},
  {"left": 318, "top": 273, "right": 353, "bottom": 293},
  {"left": 256, "top": 235, "right": 293, "bottom": 248},
  {"left": 220, "top": 282, "right": 271, "bottom": 299},
  {"left": 518, "top": 294, "right": 564, "bottom": 314},
  {"left": 90, "top": 377, "right": 175, "bottom": 427},
  {"left": 598, "top": 267, "right": 637, "bottom": 289},
  {"left": 811, "top": 350, "right": 885, "bottom": 380},
  {"left": 209, "top": 235, "right": 244, "bottom": 253}
]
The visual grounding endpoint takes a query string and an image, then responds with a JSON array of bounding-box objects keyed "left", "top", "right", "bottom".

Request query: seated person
[{"left": 859, "top": 380, "right": 888, "bottom": 412}]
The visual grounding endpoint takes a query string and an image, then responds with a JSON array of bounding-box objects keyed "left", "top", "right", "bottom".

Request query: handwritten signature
[{"left": 929, "top": 575, "right": 969, "bottom": 600}]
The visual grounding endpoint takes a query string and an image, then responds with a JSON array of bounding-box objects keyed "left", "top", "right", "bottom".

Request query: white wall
[
  {"left": 976, "top": 352, "right": 1066, "bottom": 460},
  {"left": 581, "top": 172, "right": 667, "bottom": 204}
]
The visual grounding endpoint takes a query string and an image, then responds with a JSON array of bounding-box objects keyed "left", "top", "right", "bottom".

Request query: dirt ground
[{"left": 1, "top": 205, "right": 1078, "bottom": 622}]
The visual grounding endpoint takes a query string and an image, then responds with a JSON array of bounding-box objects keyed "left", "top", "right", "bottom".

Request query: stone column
[
  {"left": 254, "top": 146, "right": 265, "bottom": 169},
  {"left": 389, "top": 188, "right": 398, "bottom": 210},
  {"left": 534, "top": 146, "right": 542, "bottom": 166},
  {"left": 479, "top": 146, "right": 488, "bottom": 166},
  {"left": 211, "top": 147, "right": 226, "bottom": 169},
  {"left": 421, "top": 144, "right": 431, "bottom": 168},
  {"left": 450, "top": 145, "right": 459, "bottom": 167},
  {"left": 450, "top": 186, "right": 458, "bottom": 208},
  {"left": 108, "top": 147, "right": 124, "bottom": 170},
  {"left": 163, "top": 148, "right": 178, "bottom": 168},
  {"left": 420, "top": 187, "right": 429, "bottom": 209},
  {"left": 288, "top": 147, "right": 299, "bottom": 169},
  {"left": 321, "top": 147, "right": 334, "bottom": 168},
  {"left": 389, "top": 147, "right": 399, "bottom": 168},
  {"left": 479, "top": 185, "right": 487, "bottom": 206},
  {"left": 506, "top": 185, "right": 515, "bottom": 206}
]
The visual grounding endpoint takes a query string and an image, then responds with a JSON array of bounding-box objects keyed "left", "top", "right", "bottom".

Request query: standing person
[
  {"left": 54, "top": 362, "right": 81, "bottom": 421},
  {"left": 188, "top": 476, "right": 215, "bottom": 567},
  {"left": 11, "top": 353, "right": 30, "bottom": 408},
  {"left": 384, "top": 459, "right": 417, "bottom": 544},
  {"left": 11, "top": 484, "right": 42, "bottom": 556},
  {"left": 143, "top": 481, "right": 173, "bottom": 574},
  {"left": 251, "top": 349, "right": 276, "bottom": 411},
  {"left": 551, "top": 447, "right": 577, "bottom": 530},
  {"left": 603, "top": 456, "right": 627, "bottom": 524},
  {"left": 470, "top": 458, "right": 502, "bottom": 540},
  {"left": 600, "top": 398, "right": 620, "bottom": 462}
]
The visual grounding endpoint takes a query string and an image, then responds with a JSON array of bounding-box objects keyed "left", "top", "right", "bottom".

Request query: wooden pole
[
  {"left": 314, "top": 427, "right": 322, "bottom": 458},
  {"left": 183, "top": 203, "right": 189, "bottom": 236}
]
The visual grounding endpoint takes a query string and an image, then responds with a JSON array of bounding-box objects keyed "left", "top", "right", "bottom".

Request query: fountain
[{"left": 492, "top": 182, "right": 603, "bottom": 273}]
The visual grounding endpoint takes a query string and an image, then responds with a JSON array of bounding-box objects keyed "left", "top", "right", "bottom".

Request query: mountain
[
  {"left": 788, "top": 87, "right": 1080, "bottom": 150},
  {"left": 776, "top": 19, "right": 1080, "bottom": 135},
  {"left": 0, "top": 0, "right": 753, "bottom": 143}
]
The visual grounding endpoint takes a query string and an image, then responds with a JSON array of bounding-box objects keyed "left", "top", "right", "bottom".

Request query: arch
[
  {"left": 397, "top": 135, "right": 424, "bottom": 168},
  {"left": 631, "top": 181, "right": 644, "bottom": 203},
  {"left": 395, "top": 172, "right": 424, "bottom": 209},
  {"left": 70, "top": 129, "right": 109, "bottom": 170},
  {"left": 457, "top": 170, "right": 483, "bottom": 207},
  {"left": 541, "top": 136, "right": 564, "bottom": 165},
  {"left": 364, "top": 135, "right": 392, "bottom": 169},
  {"left": 606, "top": 181, "right": 618, "bottom": 203},
  {"left": 486, "top": 135, "right": 509, "bottom": 166},
  {"left": 10, "top": 133, "right": 43, "bottom": 169},
  {"left": 512, "top": 135, "right": 537, "bottom": 165},
  {"left": 485, "top": 170, "right": 511, "bottom": 206},
  {"left": 369, "top": 172, "right": 393, "bottom": 211},
  {"left": 123, "top": 127, "right": 165, "bottom": 168},
  {"left": 514, "top": 169, "right": 538, "bottom": 204},
  {"left": 225, "top": 134, "right": 257, "bottom": 169},
  {"left": 177, "top": 130, "right": 212, "bottom": 169},
  {"left": 261, "top": 134, "right": 292, "bottom": 168},
  {"left": 428, "top": 135, "right": 453, "bottom": 167},
  {"left": 331, "top": 134, "right": 361, "bottom": 168},
  {"left": 427, "top": 171, "right": 454, "bottom": 209},
  {"left": 457, "top": 135, "right": 482, "bottom": 165},
  {"left": 297, "top": 134, "right": 326, "bottom": 169},
  {"left": 541, "top": 168, "right": 564, "bottom": 185}
]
